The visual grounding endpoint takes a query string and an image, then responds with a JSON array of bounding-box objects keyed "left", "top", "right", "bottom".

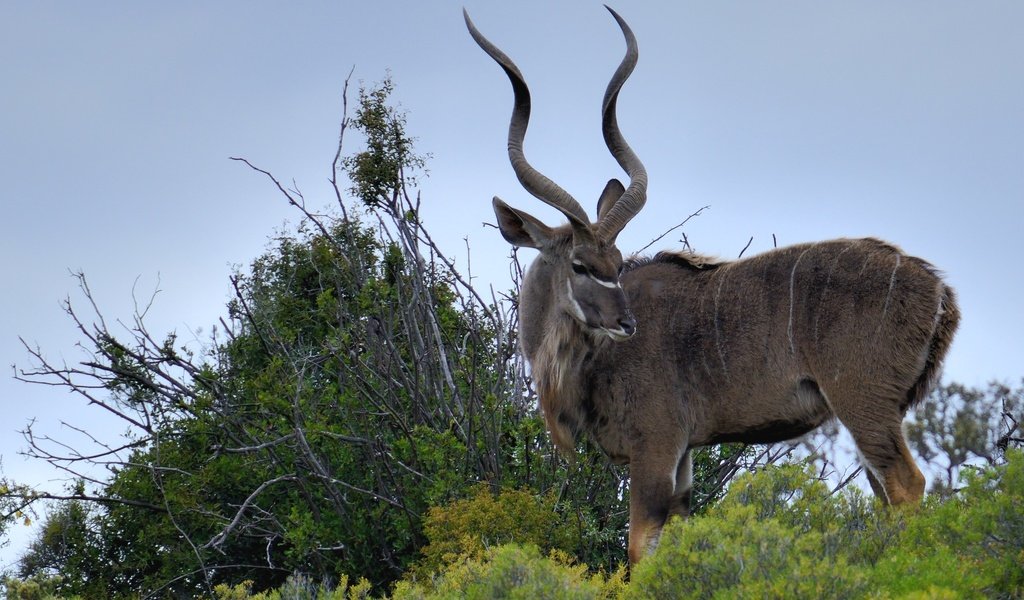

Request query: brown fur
[{"left": 518, "top": 234, "right": 959, "bottom": 564}]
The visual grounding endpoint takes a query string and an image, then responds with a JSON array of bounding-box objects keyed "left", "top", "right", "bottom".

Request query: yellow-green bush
[
  {"left": 393, "top": 544, "right": 625, "bottom": 600},
  {"left": 630, "top": 453, "right": 1023, "bottom": 599},
  {"left": 213, "top": 453, "right": 1023, "bottom": 599},
  {"left": 629, "top": 463, "right": 880, "bottom": 599},
  {"left": 213, "top": 574, "right": 372, "bottom": 600},
  {"left": 409, "top": 484, "right": 579, "bottom": 580},
  {"left": 871, "top": 449, "right": 1024, "bottom": 598},
  {"left": 1, "top": 574, "right": 80, "bottom": 600}
]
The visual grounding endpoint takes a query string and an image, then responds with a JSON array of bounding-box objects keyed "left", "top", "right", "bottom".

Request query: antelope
[{"left": 465, "top": 7, "right": 960, "bottom": 565}]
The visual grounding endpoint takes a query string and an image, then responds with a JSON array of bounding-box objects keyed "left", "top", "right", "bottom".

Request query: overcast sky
[{"left": 2, "top": 2, "right": 1022, "bottom": 570}]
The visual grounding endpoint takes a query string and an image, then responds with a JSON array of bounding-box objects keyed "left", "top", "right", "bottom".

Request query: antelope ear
[
  {"left": 493, "top": 197, "right": 554, "bottom": 249},
  {"left": 596, "top": 178, "right": 626, "bottom": 221}
]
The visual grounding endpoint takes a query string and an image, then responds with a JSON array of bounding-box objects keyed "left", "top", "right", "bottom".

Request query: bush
[
  {"left": 1, "top": 574, "right": 78, "bottom": 600},
  {"left": 149, "top": 453, "right": 1024, "bottom": 599},
  {"left": 194, "top": 452, "right": 1024, "bottom": 599},
  {"left": 393, "top": 545, "right": 625, "bottom": 600},
  {"left": 631, "top": 453, "right": 1024, "bottom": 599},
  {"left": 213, "top": 574, "right": 373, "bottom": 600},
  {"left": 409, "top": 484, "right": 580, "bottom": 580},
  {"left": 629, "top": 463, "right": 882, "bottom": 599},
  {"left": 872, "top": 449, "right": 1024, "bottom": 598}
]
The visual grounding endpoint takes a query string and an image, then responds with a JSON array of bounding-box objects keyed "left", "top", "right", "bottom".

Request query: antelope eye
[{"left": 571, "top": 261, "right": 588, "bottom": 275}]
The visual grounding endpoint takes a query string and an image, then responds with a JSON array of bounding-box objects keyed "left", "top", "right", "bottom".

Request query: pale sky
[{"left": 2, "top": 2, "right": 1022, "bottom": 570}]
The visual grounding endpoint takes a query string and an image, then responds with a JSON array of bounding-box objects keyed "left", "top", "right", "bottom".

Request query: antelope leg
[
  {"left": 627, "top": 444, "right": 685, "bottom": 564},
  {"left": 669, "top": 448, "right": 693, "bottom": 519}
]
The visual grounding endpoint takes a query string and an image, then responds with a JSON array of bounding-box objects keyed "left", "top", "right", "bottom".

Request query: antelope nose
[{"left": 618, "top": 315, "right": 637, "bottom": 337}]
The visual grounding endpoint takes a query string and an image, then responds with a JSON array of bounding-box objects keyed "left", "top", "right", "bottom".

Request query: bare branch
[
  {"left": 635, "top": 205, "right": 708, "bottom": 255},
  {"left": 738, "top": 236, "right": 754, "bottom": 259},
  {"left": 206, "top": 475, "right": 298, "bottom": 550}
]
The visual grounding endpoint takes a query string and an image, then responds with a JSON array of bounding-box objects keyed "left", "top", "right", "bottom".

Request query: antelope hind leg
[
  {"left": 849, "top": 421, "right": 926, "bottom": 505},
  {"left": 863, "top": 467, "right": 888, "bottom": 500},
  {"left": 882, "top": 434, "right": 926, "bottom": 504}
]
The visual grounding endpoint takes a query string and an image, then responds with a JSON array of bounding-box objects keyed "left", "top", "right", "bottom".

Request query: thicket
[
  {"left": 2, "top": 77, "right": 628, "bottom": 597},
  {"left": 2, "top": 76, "right": 1022, "bottom": 599},
  {"left": 201, "top": 451, "right": 1023, "bottom": 599}
]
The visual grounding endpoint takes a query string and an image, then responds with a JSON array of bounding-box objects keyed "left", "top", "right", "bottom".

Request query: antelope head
[{"left": 466, "top": 7, "right": 648, "bottom": 341}]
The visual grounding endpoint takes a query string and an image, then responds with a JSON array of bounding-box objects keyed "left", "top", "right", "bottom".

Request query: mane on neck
[{"left": 529, "top": 313, "right": 604, "bottom": 454}]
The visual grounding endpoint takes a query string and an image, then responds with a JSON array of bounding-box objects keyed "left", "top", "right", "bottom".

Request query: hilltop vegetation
[
  {"left": 2, "top": 78, "right": 1021, "bottom": 599},
  {"left": 8, "top": 453, "right": 1021, "bottom": 599},
  {"left": 109, "top": 453, "right": 1024, "bottom": 598}
]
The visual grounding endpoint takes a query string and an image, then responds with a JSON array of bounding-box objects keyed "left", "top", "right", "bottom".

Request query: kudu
[{"left": 465, "top": 8, "right": 960, "bottom": 565}]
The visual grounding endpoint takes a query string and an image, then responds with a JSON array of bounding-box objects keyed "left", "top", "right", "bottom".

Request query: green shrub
[
  {"left": 213, "top": 574, "right": 373, "bottom": 600},
  {"left": 393, "top": 544, "right": 624, "bottom": 600},
  {"left": 630, "top": 483, "right": 864, "bottom": 593},
  {"left": 1, "top": 574, "right": 80, "bottom": 600},
  {"left": 872, "top": 449, "right": 1024, "bottom": 598},
  {"left": 409, "top": 484, "right": 579, "bottom": 580},
  {"left": 216, "top": 454, "right": 1024, "bottom": 599},
  {"left": 629, "top": 463, "right": 876, "bottom": 599},
  {"left": 631, "top": 454, "right": 1024, "bottom": 599}
]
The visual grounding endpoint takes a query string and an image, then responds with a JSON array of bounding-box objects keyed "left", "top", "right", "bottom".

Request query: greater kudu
[{"left": 465, "top": 7, "right": 960, "bottom": 565}]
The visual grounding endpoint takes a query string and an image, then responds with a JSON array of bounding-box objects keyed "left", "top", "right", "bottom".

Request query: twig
[
  {"left": 635, "top": 205, "right": 708, "bottom": 255},
  {"left": 738, "top": 236, "right": 753, "bottom": 258},
  {"left": 206, "top": 475, "right": 297, "bottom": 550}
]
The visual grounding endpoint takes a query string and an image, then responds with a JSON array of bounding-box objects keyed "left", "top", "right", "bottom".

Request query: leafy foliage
[
  {"left": 0, "top": 475, "right": 35, "bottom": 541},
  {"left": 631, "top": 454, "right": 1022, "bottom": 598},
  {"left": 202, "top": 454, "right": 1024, "bottom": 599},
  {"left": 410, "top": 484, "right": 577, "bottom": 580},
  {"left": 341, "top": 76, "right": 428, "bottom": 209},
  {"left": 393, "top": 545, "right": 626, "bottom": 600},
  {"left": 906, "top": 381, "right": 1023, "bottom": 495},
  {"left": 872, "top": 449, "right": 1024, "bottom": 598},
  {"left": 12, "top": 492, "right": 105, "bottom": 598},
  {"left": 630, "top": 463, "right": 884, "bottom": 599},
  {"left": 214, "top": 574, "right": 373, "bottom": 600},
  {"left": 5, "top": 77, "right": 626, "bottom": 596}
]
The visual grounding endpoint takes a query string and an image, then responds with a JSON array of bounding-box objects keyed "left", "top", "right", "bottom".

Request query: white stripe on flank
[
  {"left": 877, "top": 255, "right": 901, "bottom": 333},
  {"left": 788, "top": 247, "right": 813, "bottom": 355},
  {"left": 713, "top": 271, "right": 730, "bottom": 379}
]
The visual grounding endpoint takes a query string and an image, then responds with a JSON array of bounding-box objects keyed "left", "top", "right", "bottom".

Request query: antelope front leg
[
  {"left": 627, "top": 448, "right": 684, "bottom": 565},
  {"left": 670, "top": 448, "right": 693, "bottom": 519}
]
